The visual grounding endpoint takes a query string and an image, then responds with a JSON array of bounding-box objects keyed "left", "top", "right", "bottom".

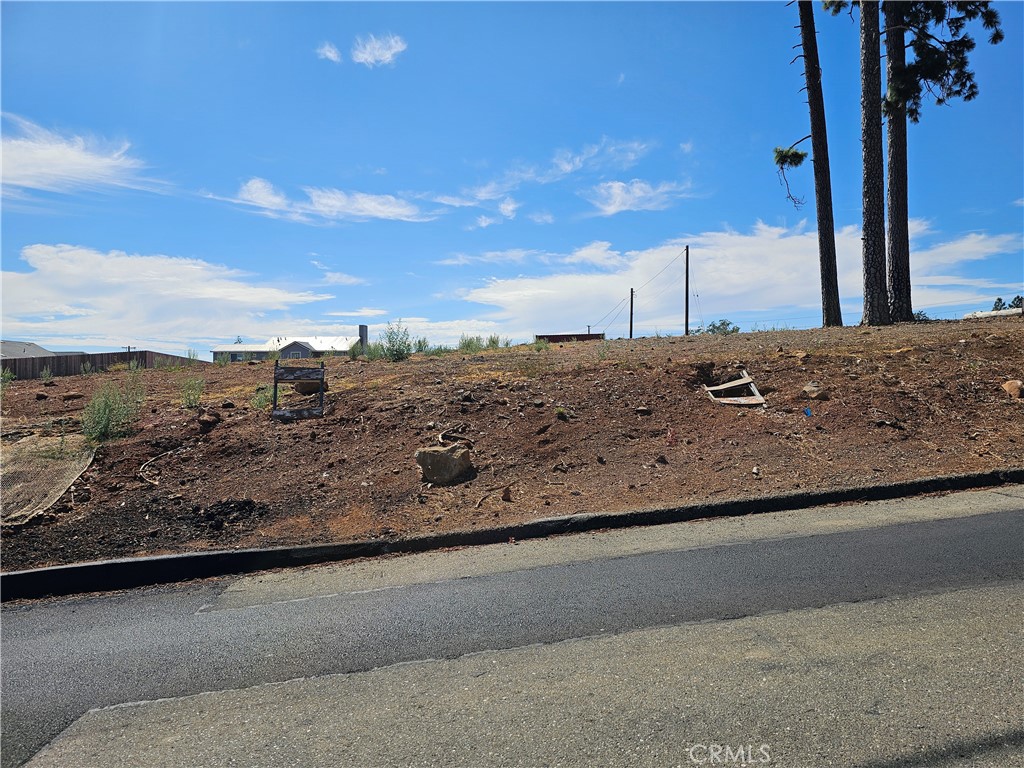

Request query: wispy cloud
[
  {"left": 529, "top": 211, "right": 555, "bottom": 225},
  {"left": 316, "top": 41, "right": 342, "bottom": 63},
  {"left": 582, "top": 179, "right": 691, "bottom": 216},
  {"left": 463, "top": 137, "right": 655, "bottom": 205},
  {"left": 223, "top": 177, "right": 432, "bottom": 223},
  {"left": 499, "top": 197, "right": 520, "bottom": 219},
  {"left": 472, "top": 215, "right": 499, "bottom": 229},
  {"left": 325, "top": 308, "right": 388, "bottom": 318},
  {"left": 1, "top": 244, "right": 333, "bottom": 352},
  {"left": 679, "top": 140, "right": 694, "bottom": 154},
  {"left": 562, "top": 241, "right": 627, "bottom": 269},
  {"left": 351, "top": 33, "right": 407, "bottom": 67},
  {"left": 1, "top": 114, "right": 157, "bottom": 197},
  {"left": 437, "top": 249, "right": 539, "bottom": 267},
  {"left": 309, "top": 259, "right": 367, "bottom": 285}
]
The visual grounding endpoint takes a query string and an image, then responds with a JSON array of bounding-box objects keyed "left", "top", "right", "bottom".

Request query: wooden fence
[{"left": 1, "top": 351, "right": 205, "bottom": 381}]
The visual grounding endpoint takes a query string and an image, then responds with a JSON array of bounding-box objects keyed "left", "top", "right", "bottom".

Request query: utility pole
[
  {"left": 629, "top": 288, "right": 634, "bottom": 339},
  {"left": 684, "top": 245, "right": 690, "bottom": 336}
]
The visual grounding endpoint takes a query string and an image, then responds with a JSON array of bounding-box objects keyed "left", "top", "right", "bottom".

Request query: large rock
[
  {"left": 415, "top": 444, "right": 473, "bottom": 485},
  {"left": 294, "top": 380, "right": 328, "bottom": 396},
  {"left": 801, "top": 382, "right": 830, "bottom": 401},
  {"left": 1002, "top": 380, "right": 1023, "bottom": 398}
]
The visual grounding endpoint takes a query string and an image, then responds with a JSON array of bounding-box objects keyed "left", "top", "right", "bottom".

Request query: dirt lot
[{"left": 2, "top": 318, "right": 1022, "bottom": 572}]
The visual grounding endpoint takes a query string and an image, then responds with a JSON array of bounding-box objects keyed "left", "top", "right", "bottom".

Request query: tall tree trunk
[
  {"left": 885, "top": 3, "right": 914, "bottom": 322},
  {"left": 860, "top": 0, "right": 891, "bottom": 325},
  {"left": 799, "top": 1, "right": 844, "bottom": 327}
]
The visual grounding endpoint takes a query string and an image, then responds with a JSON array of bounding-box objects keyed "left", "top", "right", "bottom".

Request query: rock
[
  {"left": 42, "top": 380, "right": 57, "bottom": 387},
  {"left": 35, "top": 392, "right": 48, "bottom": 400},
  {"left": 655, "top": 454, "right": 669, "bottom": 465},
  {"left": 501, "top": 486, "right": 513, "bottom": 502},
  {"left": 1002, "top": 380, "right": 1023, "bottom": 398},
  {"left": 635, "top": 406, "right": 653, "bottom": 416},
  {"left": 197, "top": 410, "right": 222, "bottom": 433},
  {"left": 221, "top": 400, "right": 236, "bottom": 409},
  {"left": 294, "top": 380, "right": 327, "bottom": 395},
  {"left": 62, "top": 392, "right": 84, "bottom": 401},
  {"left": 801, "top": 382, "right": 830, "bottom": 401},
  {"left": 415, "top": 444, "right": 473, "bottom": 485}
]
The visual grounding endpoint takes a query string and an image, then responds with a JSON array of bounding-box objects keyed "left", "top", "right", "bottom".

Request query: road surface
[{"left": 3, "top": 487, "right": 1022, "bottom": 767}]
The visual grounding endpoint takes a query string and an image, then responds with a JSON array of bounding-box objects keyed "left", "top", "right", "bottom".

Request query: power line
[{"left": 636, "top": 249, "right": 686, "bottom": 292}]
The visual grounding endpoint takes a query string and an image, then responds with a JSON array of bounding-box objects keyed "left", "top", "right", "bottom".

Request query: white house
[{"left": 211, "top": 330, "right": 367, "bottom": 363}]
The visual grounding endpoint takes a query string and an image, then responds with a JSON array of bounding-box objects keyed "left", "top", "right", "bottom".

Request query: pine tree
[{"left": 860, "top": 0, "right": 890, "bottom": 325}]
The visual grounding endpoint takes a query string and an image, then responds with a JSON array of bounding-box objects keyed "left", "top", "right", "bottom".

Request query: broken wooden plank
[{"left": 702, "top": 369, "right": 766, "bottom": 407}]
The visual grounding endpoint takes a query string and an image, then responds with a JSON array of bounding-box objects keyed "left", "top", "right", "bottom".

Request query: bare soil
[{"left": 2, "top": 318, "right": 1022, "bottom": 572}]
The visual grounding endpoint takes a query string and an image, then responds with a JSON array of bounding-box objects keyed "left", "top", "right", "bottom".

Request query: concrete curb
[{"left": 3, "top": 468, "right": 1023, "bottom": 602}]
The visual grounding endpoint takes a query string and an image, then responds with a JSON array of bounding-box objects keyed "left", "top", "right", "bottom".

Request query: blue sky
[{"left": 2, "top": 1, "right": 1022, "bottom": 357}]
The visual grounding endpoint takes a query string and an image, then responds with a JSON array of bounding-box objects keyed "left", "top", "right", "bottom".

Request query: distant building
[
  {"left": 1, "top": 340, "right": 56, "bottom": 359},
  {"left": 211, "top": 332, "right": 365, "bottom": 363}
]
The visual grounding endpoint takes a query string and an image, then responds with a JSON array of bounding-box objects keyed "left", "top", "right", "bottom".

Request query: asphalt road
[{"left": 2, "top": 488, "right": 1022, "bottom": 768}]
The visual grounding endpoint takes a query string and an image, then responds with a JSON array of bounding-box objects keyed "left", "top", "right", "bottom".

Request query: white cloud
[
  {"left": 225, "top": 177, "right": 431, "bottom": 223},
  {"left": 1, "top": 114, "right": 156, "bottom": 197},
  {"left": 679, "top": 140, "right": 694, "bottom": 154},
  {"left": 325, "top": 307, "right": 388, "bottom": 317},
  {"left": 529, "top": 211, "right": 555, "bottom": 225},
  {"left": 304, "top": 187, "right": 425, "bottom": 222},
  {"left": 351, "top": 33, "right": 407, "bottom": 67},
  {"left": 238, "top": 177, "right": 290, "bottom": 210},
  {"left": 1, "top": 244, "right": 334, "bottom": 352},
  {"left": 562, "top": 241, "right": 627, "bottom": 269},
  {"left": 459, "top": 220, "right": 1021, "bottom": 336},
  {"left": 499, "top": 197, "right": 520, "bottom": 219},
  {"left": 433, "top": 194, "right": 478, "bottom": 208},
  {"left": 473, "top": 215, "right": 499, "bottom": 229},
  {"left": 582, "top": 179, "right": 691, "bottom": 216},
  {"left": 1014, "top": 198, "right": 1024, "bottom": 207},
  {"left": 322, "top": 272, "right": 367, "bottom": 286},
  {"left": 437, "top": 249, "right": 538, "bottom": 267},
  {"left": 316, "top": 41, "right": 342, "bottom": 63}
]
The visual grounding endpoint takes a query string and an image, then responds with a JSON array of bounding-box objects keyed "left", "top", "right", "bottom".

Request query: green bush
[
  {"left": 40, "top": 366, "right": 53, "bottom": 382},
  {"left": 81, "top": 373, "right": 144, "bottom": 442},
  {"left": 700, "top": 319, "right": 740, "bottom": 335},
  {"left": 414, "top": 337, "right": 431, "bottom": 353},
  {"left": 533, "top": 338, "right": 551, "bottom": 352},
  {"left": 425, "top": 344, "right": 452, "bottom": 357},
  {"left": 180, "top": 376, "right": 205, "bottom": 408},
  {"left": 486, "top": 334, "right": 503, "bottom": 349},
  {"left": 1, "top": 368, "right": 15, "bottom": 401},
  {"left": 250, "top": 386, "right": 273, "bottom": 410},
  {"left": 458, "top": 334, "right": 484, "bottom": 354},
  {"left": 380, "top": 321, "right": 412, "bottom": 362}
]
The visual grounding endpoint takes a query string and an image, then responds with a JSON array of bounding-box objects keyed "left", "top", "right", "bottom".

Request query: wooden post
[
  {"left": 272, "top": 360, "right": 279, "bottom": 409},
  {"left": 629, "top": 289, "right": 634, "bottom": 339},
  {"left": 684, "top": 245, "right": 690, "bottom": 336}
]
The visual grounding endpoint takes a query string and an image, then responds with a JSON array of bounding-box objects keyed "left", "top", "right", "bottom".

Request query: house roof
[{"left": 1, "top": 340, "right": 56, "bottom": 359}]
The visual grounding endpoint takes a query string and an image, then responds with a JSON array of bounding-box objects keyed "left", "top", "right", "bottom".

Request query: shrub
[
  {"left": 414, "top": 337, "right": 431, "bottom": 353},
  {"left": 80, "top": 361, "right": 94, "bottom": 375},
  {"left": 533, "top": 338, "right": 551, "bottom": 352},
  {"left": 363, "top": 342, "right": 386, "bottom": 361},
  {"left": 1, "top": 368, "right": 15, "bottom": 400},
  {"left": 700, "top": 319, "right": 740, "bottom": 335},
  {"left": 380, "top": 321, "right": 412, "bottom": 362},
  {"left": 81, "top": 374, "right": 144, "bottom": 442},
  {"left": 250, "top": 386, "right": 273, "bottom": 410},
  {"left": 40, "top": 366, "right": 53, "bottom": 383},
  {"left": 486, "top": 334, "right": 503, "bottom": 349},
  {"left": 180, "top": 376, "right": 205, "bottom": 408},
  {"left": 458, "top": 334, "right": 484, "bottom": 354},
  {"left": 425, "top": 344, "right": 452, "bottom": 357}
]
